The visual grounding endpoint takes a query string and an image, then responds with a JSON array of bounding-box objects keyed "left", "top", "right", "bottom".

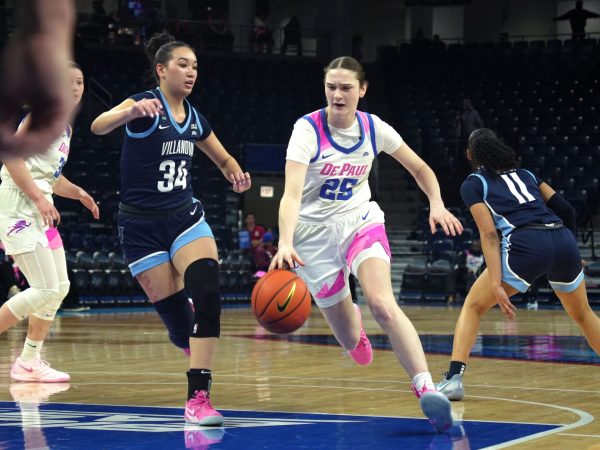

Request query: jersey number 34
[{"left": 158, "top": 159, "right": 188, "bottom": 192}]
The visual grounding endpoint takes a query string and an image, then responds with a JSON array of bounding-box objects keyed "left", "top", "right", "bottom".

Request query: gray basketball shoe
[{"left": 436, "top": 374, "right": 465, "bottom": 401}]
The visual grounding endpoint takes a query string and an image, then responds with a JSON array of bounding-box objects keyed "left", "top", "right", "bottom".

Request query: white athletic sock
[
  {"left": 411, "top": 371, "right": 435, "bottom": 392},
  {"left": 20, "top": 338, "right": 44, "bottom": 362}
]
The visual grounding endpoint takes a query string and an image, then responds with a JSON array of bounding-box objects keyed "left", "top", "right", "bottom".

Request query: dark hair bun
[{"left": 144, "top": 33, "right": 175, "bottom": 63}]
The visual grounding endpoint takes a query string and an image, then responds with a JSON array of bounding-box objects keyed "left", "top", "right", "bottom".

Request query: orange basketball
[{"left": 251, "top": 269, "right": 311, "bottom": 334}]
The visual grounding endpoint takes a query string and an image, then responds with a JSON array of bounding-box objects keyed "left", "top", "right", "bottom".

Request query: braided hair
[{"left": 468, "top": 128, "right": 518, "bottom": 176}]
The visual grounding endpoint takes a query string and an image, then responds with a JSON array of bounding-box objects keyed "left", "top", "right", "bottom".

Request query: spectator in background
[
  {"left": 457, "top": 99, "right": 484, "bottom": 141},
  {"left": 456, "top": 239, "right": 484, "bottom": 297},
  {"left": 280, "top": 16, "right": 302, "bottom": 56},
  {"left": 253, "top": 232, "right": 278, "bottom": 272},
  {"left": 245, "top": 213, "right": 265, "bottom": 249},
  {"left": 554, "top": 1, "right": 600, "bottom": 40},
  {"left": 254, "top": 12, "right": 274, "bottom": 53}
]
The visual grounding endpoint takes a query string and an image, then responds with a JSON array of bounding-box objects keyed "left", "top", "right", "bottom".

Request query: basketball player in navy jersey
[
  {"left": 91, "top": 33, "right": 250, "bottom": 425},
  {"left": 438, "top": 128, "right": 600, "bottom": 400}
]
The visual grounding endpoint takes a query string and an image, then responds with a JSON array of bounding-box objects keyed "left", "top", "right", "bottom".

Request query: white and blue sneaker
[{"left": 436, "top": 374, "right": 465, "bottom": 401}]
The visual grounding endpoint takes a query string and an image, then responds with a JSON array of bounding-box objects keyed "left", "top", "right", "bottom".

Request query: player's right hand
[
  {"left": 129, "top": 98, "right": 163, "bottom": 120},
  {"left": 269, "top": 245, "right": 305, "bottom": 271},
  {"left": 34, "top": 197, "right": 61, "bottom": 227}
]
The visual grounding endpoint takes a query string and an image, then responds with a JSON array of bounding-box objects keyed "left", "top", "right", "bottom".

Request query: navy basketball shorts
[
  {"left": 118, "top": 200, "right": 214, "bottom": 277},
  {"left": 501, "top": 227, "right": 584, "bottom": 293}
]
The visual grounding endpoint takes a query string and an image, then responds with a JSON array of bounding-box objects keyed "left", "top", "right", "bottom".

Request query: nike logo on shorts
[
  {"left": 190, "top": 205, "right": 198, "bottom": 215},
  {"left": 361, "top": 210, "right": 370, "bottom": 220}
]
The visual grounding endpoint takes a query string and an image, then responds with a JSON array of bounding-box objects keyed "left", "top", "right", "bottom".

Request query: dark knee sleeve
[
  {"left": 153, "top": 290, "right": 194, "bottom": 349},
  {"left": 185, "top": 258, "right": 221, "bottom": 338}
]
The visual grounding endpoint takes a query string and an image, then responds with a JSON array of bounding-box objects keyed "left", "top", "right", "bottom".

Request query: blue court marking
[
  {"left": 0, "top": 402, "right": 558, "bottom": 449},
  {"left": 243, "top": 334, "right": 600, "bottom": 365}
]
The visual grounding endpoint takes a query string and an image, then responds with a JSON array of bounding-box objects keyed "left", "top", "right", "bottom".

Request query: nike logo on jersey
[
  {"left": 159, "top": 124, "right": 170, "bottom": 130},
  {"left": 361, "top": 210, "right": 370, "bottom": 220},
  {"left": 190, "top": 205, "right": 198, "bottom": 215},
  {"left": 321, "top": 153, "right": 333, "bottom": 159}
]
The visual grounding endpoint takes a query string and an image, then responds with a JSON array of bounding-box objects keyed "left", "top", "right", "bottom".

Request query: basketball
[{"left": 251, "top": 269, "right": 311, "bottom": 334}]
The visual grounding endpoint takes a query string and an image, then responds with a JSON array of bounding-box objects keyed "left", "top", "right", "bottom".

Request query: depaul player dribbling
[{"left": 270, "top": 56, "right": 462, "bottom": 433}]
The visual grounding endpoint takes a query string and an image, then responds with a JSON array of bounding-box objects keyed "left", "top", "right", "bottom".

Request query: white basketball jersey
[
  {"left": 0, "top": 126, "right": 71, "bottom": 196},
  {"left": 286, "top": 109, "right": 403, "bottom": 222}
]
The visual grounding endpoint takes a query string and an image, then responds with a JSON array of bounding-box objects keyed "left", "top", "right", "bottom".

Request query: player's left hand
[
  {"left": 429, "top": 203, "right": 464, "bottom": 236},
  {"left": 230, "top": 172, "right": 251, "bottom": 193},
  {"left": 79, "top": 189, "right": 99, "bottom": 220},
  {"left": 494, "top": 285, "right": 517, "bottom": 320}
]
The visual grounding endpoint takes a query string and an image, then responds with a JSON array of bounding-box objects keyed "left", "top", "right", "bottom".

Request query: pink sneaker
[
  {"left": 413, "top": 385, "right": 453, "bottom": 433},
  {"left": 10, "top": 357, "right": 70, "bottom": 383},
  {"left": 184, "top": 425, "right": 225, "bottom": 450},
  {"left": 184, "top": 390, "right": 223, "bottom": 426},
  {"left": 347, "top": 304, "right": 373, "bottom": 366}
]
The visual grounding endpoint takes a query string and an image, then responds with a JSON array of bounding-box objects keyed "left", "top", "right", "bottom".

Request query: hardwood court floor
[{"left": 0, "top": 304, "right": 599, "bottom": 449}]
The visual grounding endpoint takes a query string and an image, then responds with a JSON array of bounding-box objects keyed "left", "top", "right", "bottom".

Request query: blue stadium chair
[
  {"left": 399, "top": 260, "right": 427, "bottom": 302},
  {"left": 424, "top": 260, "right": 455, "bottom": 303}
]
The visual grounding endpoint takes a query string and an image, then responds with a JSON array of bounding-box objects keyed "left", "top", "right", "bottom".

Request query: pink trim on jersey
[
  {"left": 45, "top": 227, "right": 63, "bottom": 250},
  {"left": 315, "top": 269, "right": 346, "bottom": 299},
  {"left": 346, "top": 223, "right": 391, "bottom": 269},
  {"left": 307, "top": 110, "right": 332, "bottom": 152},
  {"left": 355, "top": 111, "right": 372, "bottom": 138},
  {"left": 307, "top": 109, "right": 372, "bottom": 152}
]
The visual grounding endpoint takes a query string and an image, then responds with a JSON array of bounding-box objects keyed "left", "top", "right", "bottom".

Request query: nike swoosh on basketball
[
  {"left": 277, "top": 282, "right": 297, "bottom": 312},
  {"left": 159, "top": 124, "right": 170, "bottom": 130},
  {"left": 190, "top": 205, "right": 198, "bottom": 215},
  {"left": 361, "top": 210, "right": 370, "bottom": 220}
]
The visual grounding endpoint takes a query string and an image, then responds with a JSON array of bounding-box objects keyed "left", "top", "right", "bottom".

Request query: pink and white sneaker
[
  {"left": 184, "top": 390, "right": 223, "bottom": 426},
  {"left": 347, "top": 304, "right": 373, "bottom": 366},
  {"left": 10, "top": 357, "right": 70, "bottom": 383},
  {"left": 412, "top": 385, "right": 454, "bottom": 433}
]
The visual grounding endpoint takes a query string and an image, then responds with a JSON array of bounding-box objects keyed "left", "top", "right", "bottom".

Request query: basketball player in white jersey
[
  {"left": 270, "top": 56, "right": 463, "bottom": 433},
  {"left": 0, "top": 62, "right": 99, "bottom": 382}
]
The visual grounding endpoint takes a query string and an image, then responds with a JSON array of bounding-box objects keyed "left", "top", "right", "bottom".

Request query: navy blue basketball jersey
[
  {"left": 460, "top": 168, "right": 561, "bottom": 238},
  {"left": 120, "top": 88, "right": 211, "bottom": 210}
]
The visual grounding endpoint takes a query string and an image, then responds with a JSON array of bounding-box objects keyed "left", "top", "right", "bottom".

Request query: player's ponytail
[{"left": 468, "top": 128, "right": 518, "bottom": 176}]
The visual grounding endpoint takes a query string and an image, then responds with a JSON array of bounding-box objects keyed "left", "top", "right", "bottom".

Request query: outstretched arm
[
  {"left": 389, "top": 142, "right": 463, "bottom": 236},
  {"left": 53, "top": 175, "right": 99, "bottom": 219},
  {"left": 195, "top": 132, "right": 251, "bottom": 193},
  {"left": 553, "top": 11, "right": 570, "bottom": 21}
]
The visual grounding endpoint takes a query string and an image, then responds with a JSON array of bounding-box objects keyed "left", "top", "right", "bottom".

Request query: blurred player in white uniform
[
  {"left": 0, "top": 62, "right": 99, "bottom": 382},
  {"left": 270, "top": 56, "right": 463, "bottom": 433}
]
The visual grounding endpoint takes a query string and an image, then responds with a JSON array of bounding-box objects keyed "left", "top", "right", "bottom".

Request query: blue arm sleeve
[{"left": 460, "top": 176, "right": 485, "bottom": 208}]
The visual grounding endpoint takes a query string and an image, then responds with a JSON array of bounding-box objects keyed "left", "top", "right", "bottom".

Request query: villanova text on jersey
[{"left": 120, "top": 87, "right": 211, "bottom": 210}]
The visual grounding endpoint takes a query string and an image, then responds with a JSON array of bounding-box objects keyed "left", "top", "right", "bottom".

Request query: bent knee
[{"left": 367, "top": 298, "right": 397, "bottom": 323}]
